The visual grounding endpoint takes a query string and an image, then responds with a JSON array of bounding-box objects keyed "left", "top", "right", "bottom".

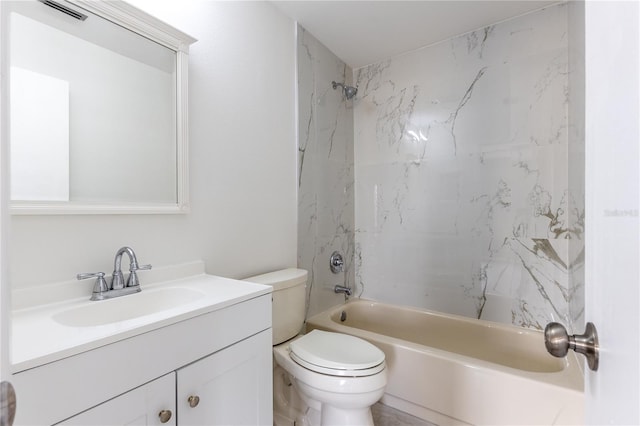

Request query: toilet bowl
[
  {"left": 274, "top": 330, "right": 387, "bottom": 426},
  {"left": 244, "top": 269, "right": 387, "bottom": 426}
]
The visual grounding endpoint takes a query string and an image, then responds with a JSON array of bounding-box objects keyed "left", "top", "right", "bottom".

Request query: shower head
[{"left": 332, "top": 81, "right": 358, "bottom": 100}]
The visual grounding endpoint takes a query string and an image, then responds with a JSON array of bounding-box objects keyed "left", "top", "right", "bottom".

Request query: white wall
[
  {"left": 10, "top": 0, "right": 297, "bottom": 289},
  {"left": 10, "top": 67, "right": 70, "bottom": 202}
]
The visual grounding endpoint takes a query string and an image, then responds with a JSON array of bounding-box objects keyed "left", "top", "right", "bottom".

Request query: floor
[{"left": 371, "top": 403, "right": 436, "bottom": 426}]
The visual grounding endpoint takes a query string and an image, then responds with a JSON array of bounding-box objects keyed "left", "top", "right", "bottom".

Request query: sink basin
[
  {"left": 53, "top": 287, "right": 205, "bottom": 327},
  {"left": 12, "top": 265, "right": 273, "bottom": 373}
]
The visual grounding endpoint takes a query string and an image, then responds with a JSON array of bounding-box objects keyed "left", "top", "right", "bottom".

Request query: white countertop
[{"left": 12, "top": 263, "right": 271, "bottom": 372}]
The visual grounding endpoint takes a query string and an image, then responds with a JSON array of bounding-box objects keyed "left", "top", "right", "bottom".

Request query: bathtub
[{"left": 305, "top": 299, "right": 584, "bottom": 425}]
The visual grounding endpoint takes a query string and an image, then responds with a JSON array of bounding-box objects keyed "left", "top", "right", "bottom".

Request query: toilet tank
[{"left": 244, "top": 268, "right": 307, "bottom": 345}]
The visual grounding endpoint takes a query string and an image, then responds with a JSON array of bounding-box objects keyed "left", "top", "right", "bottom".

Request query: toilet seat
[{"left": 289, "top": 330, "right": 385, "bottom": 377}]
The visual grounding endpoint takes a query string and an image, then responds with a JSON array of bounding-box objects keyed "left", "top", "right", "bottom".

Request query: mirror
[{"left": 6, "top": 0, "right": 195, "bottom": 214}]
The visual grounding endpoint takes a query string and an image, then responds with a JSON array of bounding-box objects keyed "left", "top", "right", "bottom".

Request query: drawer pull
[
  {"left": 188, "top": 395, "right": 200, "bottom": 408},
  {"left": 158, "top": 409, "right": 172, "bottom": 423}
]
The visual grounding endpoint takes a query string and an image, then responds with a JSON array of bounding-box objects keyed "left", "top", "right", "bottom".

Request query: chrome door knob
[
  {"left": 1, "top": 381, "right": 17, "bottom": 426},
  {"left": 544, "top": 322, "right": 599, "bottom": 371}
]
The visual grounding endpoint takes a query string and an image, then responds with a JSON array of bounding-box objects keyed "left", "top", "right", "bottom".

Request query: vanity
[{"left": 11, "top": 261, "right": 272, "bottom": 425}]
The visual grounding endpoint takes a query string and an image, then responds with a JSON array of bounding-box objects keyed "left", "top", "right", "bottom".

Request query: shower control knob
[
  {"left": 544, "top": 322, "right": 599, "bottom": 371},
  {"left": 330, "top": 251, "right": 344, "bottom": 274}
]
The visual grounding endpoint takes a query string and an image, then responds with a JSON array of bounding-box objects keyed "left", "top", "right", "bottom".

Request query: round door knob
[
  {"left": 188, "top": 395, "right": 200, "bottom": 408},
  {"left": 1, "top": 381, "right": 17, "bottom": 426},
  {"left": 544, "top": 321, "right": 599, "bottom": 371},
  {"left": 158, "top": 409, "right": 172, "bottom": 423},
  {"left": 544, "top": 322, "right": 570, "bottom": 357}
]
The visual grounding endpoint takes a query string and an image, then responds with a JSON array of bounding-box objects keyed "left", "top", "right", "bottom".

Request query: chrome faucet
[
  {"left": 77, "top": 246, "right": 152, "bottom": 301},
  {"left": 111, "top": 246, "right": 151, "bottom": 290},
  {"left": 334, "top": 285, "right": 352, "bottom": 297}
]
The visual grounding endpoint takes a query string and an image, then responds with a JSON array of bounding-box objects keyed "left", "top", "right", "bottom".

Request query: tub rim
[{"left": 306, "top": 298, "right": 584, "bottom": 392}]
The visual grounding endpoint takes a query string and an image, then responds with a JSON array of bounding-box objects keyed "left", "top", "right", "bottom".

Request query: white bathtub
[{"left": 306, "top": 299, "right": 584, "bottom": 425}]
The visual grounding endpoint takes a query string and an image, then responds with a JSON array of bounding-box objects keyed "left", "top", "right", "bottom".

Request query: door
[
  {"left": 58, "top": 373, "right": 176, "bottom": 426},
  {"left": 177, "top": 330, "right": 272, "bottom": 426},
  {"left": 584, "top": 0, "right": 639, "bottom": 423},
  {"left": 1, "top": 1, "right": 15, "bottom": 424}
]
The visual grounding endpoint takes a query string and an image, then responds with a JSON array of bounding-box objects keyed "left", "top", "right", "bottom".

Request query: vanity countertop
[{"left": 11, "top": 262, "right": 271, "bottom": 372}]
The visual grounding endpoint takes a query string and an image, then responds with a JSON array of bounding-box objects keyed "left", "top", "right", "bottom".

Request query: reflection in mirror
[
  {"left": 11, "top": 66, "right": 70, "bottom": 201},
  {"left": 7, "top": 0, "right": 195, "bottom": 214}
]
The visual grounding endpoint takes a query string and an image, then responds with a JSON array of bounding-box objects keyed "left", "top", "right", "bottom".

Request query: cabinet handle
[
  {"left": 158, "top": 409, "right": 172, "bottom": 423},
  {"left": 187, "top": 395, "right": 200, "bottom": 408}
]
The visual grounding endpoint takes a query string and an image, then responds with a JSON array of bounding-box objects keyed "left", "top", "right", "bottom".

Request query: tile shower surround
[
  {"left": 299, "top": 3, "right": 584, "bottom": 331},
  {"left": 297, "top": 26, "right": 356, "bottom": 318}
]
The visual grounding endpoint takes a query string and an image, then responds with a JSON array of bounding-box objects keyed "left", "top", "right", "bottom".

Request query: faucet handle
[
  {"left": 132, "top": 264, "right": 152, "bottom": 271},
  {"left": 127, "top": 264, "right": 152, "bottom": 288},
  {"left": 77, "top": 272, "right": 109, "bottom": 300},
  {"left": 77, "top": 271, "right": 105, "bottom": 280}
]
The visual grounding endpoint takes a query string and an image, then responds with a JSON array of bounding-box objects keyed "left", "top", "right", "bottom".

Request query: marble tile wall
[
  {"left": 297, "top": 26, "right": 355, "bottom": 318},
  {"left": 297, "top": 3, "right": 584, "bottom": 330},
  {"left": 567, "top": 1, "right": 586, "bottom": 333},
  {"left": 353, "top": 3, "right": 579, "bottom": 329}
]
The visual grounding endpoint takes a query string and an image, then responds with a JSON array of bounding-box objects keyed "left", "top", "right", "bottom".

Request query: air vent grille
[{"left": 38, "top": 0, "right": 88, "bottom": 21}]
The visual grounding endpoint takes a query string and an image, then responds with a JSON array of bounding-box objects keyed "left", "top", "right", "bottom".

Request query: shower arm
[
  {"left": 331, "top": 81, "right": 358, "bottom": 100},
  {"left": 332, "top": 81, "right": 345, "bottom": 90}
]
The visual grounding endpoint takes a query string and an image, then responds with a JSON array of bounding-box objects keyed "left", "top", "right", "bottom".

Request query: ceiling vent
[{"left": 38, "top": 0, "right": 88, "bottom": 21}]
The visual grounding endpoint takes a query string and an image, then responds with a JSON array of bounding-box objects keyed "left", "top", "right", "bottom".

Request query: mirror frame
[{"left": 8, "top": 0, "right": 196, "bottom": 215}]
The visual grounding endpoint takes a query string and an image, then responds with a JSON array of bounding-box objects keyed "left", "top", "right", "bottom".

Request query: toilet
[{"left": 245, "top": 269, "right": 387, "bottom": 426}]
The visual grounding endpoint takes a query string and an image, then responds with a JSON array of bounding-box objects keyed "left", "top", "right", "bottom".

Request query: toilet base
[
  {"left": 273, "top": 367, "right": 376, "bottom": 426},
  {"left": 321, "top": 405, "right": 373, "bottom": 426},
  {"left": 274, "top": 364, "right": 308, "bottom": 426},
  {"left": 293, "top": 378, "right": 382, "bottom": 426},
  {"left": 291, "top": 404, "right": 372, "bottom": 426},
  {"left": 273, "top": 338, "right": 386, "bottom": 426}
]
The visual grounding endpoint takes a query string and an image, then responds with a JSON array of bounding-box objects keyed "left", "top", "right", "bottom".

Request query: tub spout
[{"left": 334, "top": 285, "right": 352, "bottom": 296}]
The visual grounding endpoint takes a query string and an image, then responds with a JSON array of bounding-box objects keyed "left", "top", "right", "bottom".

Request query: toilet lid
[{"left": 289, "top": 330, "right": 385, "bottom": 377}]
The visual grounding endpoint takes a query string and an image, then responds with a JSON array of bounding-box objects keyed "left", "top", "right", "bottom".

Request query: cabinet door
[
  {"left": 58, "top": 373, "right": 176, "bottom": 426},
  {"left": 177, "top": 330, "right": 272, "bottom": 426}
]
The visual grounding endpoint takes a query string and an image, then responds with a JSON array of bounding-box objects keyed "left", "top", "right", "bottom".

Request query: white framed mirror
[{"left": 5, "top": 0, "right": 196, "bottom": 214}]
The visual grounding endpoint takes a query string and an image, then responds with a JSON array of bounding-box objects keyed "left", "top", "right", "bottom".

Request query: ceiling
[{"left": 272, "top": 1, "right": 559, "bottom": 69}]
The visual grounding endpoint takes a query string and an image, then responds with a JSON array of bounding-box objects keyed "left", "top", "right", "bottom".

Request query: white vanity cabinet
[
  {"left": 59, "top": 373, "right": 177, "bottom": 426},
  {"left": 11, "top": 274, "right": 273, "bottom": 426},
  {"left": 59, "top": 330, "right": 272, "bottom": 426},
  {"left": 177, "top": 330, "right": 272, "bottom": 425}
]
